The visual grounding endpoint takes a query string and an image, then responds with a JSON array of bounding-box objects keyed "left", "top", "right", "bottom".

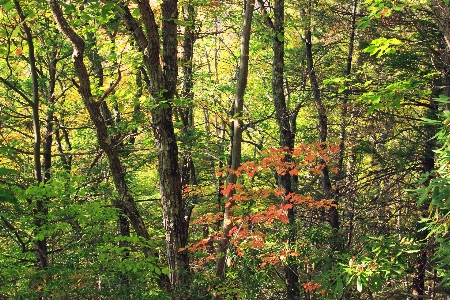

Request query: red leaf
[
  {"left": 289, "top": 168, "right": 298, "bottom": 176},
  {"left": 305, "top": 154, "right": 315, "bottom": 163},
  {"left": 330, "top": 145, "right": 340, "bottom": 153},
  {"left": 281, "top": 203, "right": 293, "bottom": 210}
]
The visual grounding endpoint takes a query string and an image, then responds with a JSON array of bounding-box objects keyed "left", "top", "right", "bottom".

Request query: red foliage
[{"left": 188, "top": 143, "right": 339, "bottom": 261}]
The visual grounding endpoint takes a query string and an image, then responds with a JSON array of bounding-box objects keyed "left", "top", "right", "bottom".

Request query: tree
[{"left": 214, "top": 0, "right": 255, "bottom": 285}]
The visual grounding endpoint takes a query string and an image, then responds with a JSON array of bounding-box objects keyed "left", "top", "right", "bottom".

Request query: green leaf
[
  {"left": 359, "top": 19, "right": 371, "bottom": 30},
  {"left": 10, "top": 26, "right": 20, "bottom": 39},
  {"left": 132, "top": 7, "right": 140, "bottom": 18},
  {"left": 0, "top": 187, "right": 17, "bottom": 204},
  {"left": 161, "top": 268, "right": 170, "bottom": 275},
  {"left": 356, "top": 277, "right": 363, "bottom": 292},
  {"left": 277, "top": 33, "right": 284, "bottom": 42},
  {"left": 336, "top": 277, "right": 343, "bottom": 297},
  {"left": 160, "top": 102, "right": 170, "bottom": 108},
  {"left": 434, "top": 94, "right": 450, "bottom": 104},
  {"left": 371, "top": 276, "right": 382, "bottom": 292},
  {"left": 0, "top": 167, "right": 19, "bottom": 176}
]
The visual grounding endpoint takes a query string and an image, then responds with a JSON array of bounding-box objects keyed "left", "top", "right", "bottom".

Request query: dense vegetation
[{"left": 1, "top": 0, "right": 450, "bottom": 299}]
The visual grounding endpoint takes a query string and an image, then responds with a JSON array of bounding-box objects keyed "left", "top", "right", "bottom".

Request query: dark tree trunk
[
  {"left": 179, "top": 0, "right": 197, "bottom": 234},
  {"left": 301, "top": 11, "right": 338, "bottom": 232},
  {"left": 257, "top": 0, "right": 302, "bottom": 296},
  {"left": 413, "top": 104, "right": 436, "bottom": 298},
  {"left": 14, "top": 5, "right": 49, "bottom": 297},
  {"left": 117, "top": 1, "right": 190, "bottom": 296},
  {"left": 272, "top": 0, "right": 298, "bottom": 298}
]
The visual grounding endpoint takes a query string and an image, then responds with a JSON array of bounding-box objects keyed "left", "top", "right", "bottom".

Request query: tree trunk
[
  {"left": 304, "top": 33, "right": 336, "bottom": 227},
  {"left": 270, "top": 0, "right": 299, "bottom": 297},
  {"left": 118, "top": 1, "right": 190, "bottom": 296},
  {"left": 49, "top": 0, "right": 153, "bottom": 259},
  {"left": 214, "top": 0, "right": 255, "bottom": 291},
  {"left": 14, "top": 3, "right": 49, "bottom": 298},
  {"left": 337, "top": 0, "right": 358, "bottom": 251},
  {"left": 412, "top": 102, "right": 437, "bottom": 298}
]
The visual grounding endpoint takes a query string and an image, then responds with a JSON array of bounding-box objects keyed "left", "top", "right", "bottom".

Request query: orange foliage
[
  {"left": 301, "top": 281, "right": 322, "bottom": 292},
  {"left": 187, "top": 144, "right": 339, "bottom": 261}
]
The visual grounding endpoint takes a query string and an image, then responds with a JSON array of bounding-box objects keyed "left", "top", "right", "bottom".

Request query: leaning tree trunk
[{"left": 49, "top": 0, "right": 153, "bottom": 261}]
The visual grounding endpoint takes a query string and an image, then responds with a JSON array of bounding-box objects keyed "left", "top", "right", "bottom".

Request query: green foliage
[
  {"left": 316, "top": 235, "right": 419, "bottom": 298},
  {"left": 0, "top": 0, "right": 448, "bottom": 298},
  {"left": 363, "top": 37, "right": 402, "bottom": 58}
]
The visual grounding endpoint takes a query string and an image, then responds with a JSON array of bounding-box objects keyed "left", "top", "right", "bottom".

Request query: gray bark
[{"left": 215, "top": 0, "right": 255, "bottom": 285}]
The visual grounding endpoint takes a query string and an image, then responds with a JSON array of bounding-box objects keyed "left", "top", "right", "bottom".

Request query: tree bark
[
  {"left": 118, "top": 1, "right": 190, "bottom": 296},
  {"left": 48, "top": 0, "right": 153, "bottom": 259},
  {"left": 269, "top": 0, "right": 299, "bottom": 297},
  {"left": 301, "top": 9, "right": 338, "bottom": 232},
  {"left": 13, "top": 4, "right": 49, "bottom": 297},
  {"left": 412, "top": 101, "right": 437, "bottom": 299},
  {"left": 411, "top": 4, "right": 449, "bottom": 296},
  {"left": 430, "top": 0, "right": 450, "bottom": 52},
  {"left": 214, "top": 0, "right": 255, "bottom": 286},
  {"left": 337, "top": 0, "right": 358, "bottom": 251}
]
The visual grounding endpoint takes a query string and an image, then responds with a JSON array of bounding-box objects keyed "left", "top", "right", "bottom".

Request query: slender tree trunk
[
  {"left": 14, "top": 3, "right": 49, "bottom": 298},
  {"left": 337, "top": 0, "right": 358, "bottom": 251},
  {"left": 301, "top": 9, "right": 338, "bottom": 233},
  {"left": 86, "top": 31, "right": 133, "bottom": 287},
  {"left": 411, "top": 4, "right": 449, "bottom": 296},
  {"left": 257, "top": 0, "right": 303, "bottom": 295},
  {"left": 412, "top": 101, "right": 437, "bottom": 298},
  {"left": 179, "top": 0, "right": 197, "bottom": 230},
  {"left": 214, "top": 0, "right": 255, "bottom": 291}
]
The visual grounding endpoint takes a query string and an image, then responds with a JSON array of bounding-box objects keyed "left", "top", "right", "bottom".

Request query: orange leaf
[
  {"left": 281, "top": 203, "right": 293, "bottom": 210},
  {"left": 289, "top": 168, "right": 298, "bottom": 176},
  {"left": 305, "top": 154, "right": 315, "bottom": 163},
  {"left": 279, "top": 215, "right": 289, "bottom": 223},
  {"left": 330, "top": 145, "right": 340, "bottom": 153},
  {"left": 15, "top": 47, "right": 22, "bottom": 55}
]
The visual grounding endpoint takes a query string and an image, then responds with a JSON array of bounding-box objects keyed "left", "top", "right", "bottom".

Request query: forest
[{"left": 2, "top": 0, "right": 450, "bottom": 299}]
